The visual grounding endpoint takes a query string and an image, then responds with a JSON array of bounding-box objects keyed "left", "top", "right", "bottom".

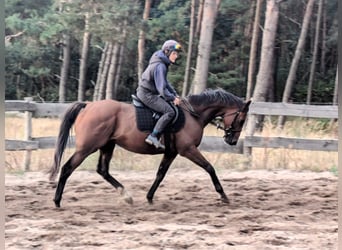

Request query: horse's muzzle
[
  {"left": 224, "top": 138, "right": 237, "bottom": 145},
  {"left": 224, "top": 134, "right": 238, "bottom": 145},
  {"left": 228, "top": 140, "right": 237, "bottom": 146}
]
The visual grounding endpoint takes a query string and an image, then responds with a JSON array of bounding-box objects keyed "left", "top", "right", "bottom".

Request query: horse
[{"left": 48, "top": 88, "right": 251, "bottom": 207}]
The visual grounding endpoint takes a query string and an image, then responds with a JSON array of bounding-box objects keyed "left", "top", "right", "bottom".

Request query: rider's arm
[{"left": 154, "top": 64, "right": 176, "bottom": 102}]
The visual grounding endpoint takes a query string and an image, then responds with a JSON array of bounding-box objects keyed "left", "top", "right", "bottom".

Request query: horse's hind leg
[
  {"left": 146, "top": 151, "right": 178, "bottom": 204},
  {"left": 96, "top": 142, "right": 133, "bottom": 204},
  {"left": 54, "top": 151, "right": 90, "bottom": 207}
]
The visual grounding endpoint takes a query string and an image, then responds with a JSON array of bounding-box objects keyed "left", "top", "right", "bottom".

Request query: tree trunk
[
  {"left": 307, "top": 0, "right": 323, "bottom": 104},
  {"left": 320, "top": 0, "right": 326, "bottom": 74},
  {"left": 252, "top": 0, "right": 280, "bottom": 102},
  {"left": 246, "top": 0, "right": 263, "bottom": 100},
  {"left": 244, "top": 0, "right": 282, "bottom": 156},
  {"left": 192, "top": 0, "right": 221, "bottom": 94},
  {"left": 78, "top": 12, "right": 91, "bottom": 101},
  {"left": 137, "top": 0, "right": 152, "bottom": 81},
  {"left": 93, "top": 43, "right": 108, "bottom": 101},
  {"left": 113, "top": 22, "right": 128, "bottom": 100},
  {"left": 182, "top": 0, "right": 196, "bottom": 97},
  {"left": 195, "top": 0, "right": 204, "bottom": 38},
  {"left": 332, "top": 65, "right": 338, "bottom": 105},
  {"left": 98, "top": 42, "right": 113, "bottom": 100},
  {"left": 106, "top": 42, "right": 120, "bottom": 100},
  {"left": 277, "top": 0, "right": 315, "bottom": 128},
  {"left": 113, "top": 43, "right": 125, "bottom": 99},
  {"left": 59, "top": 34, "right": 70, "bottom": 103},
  {"left": 329, "top": 65, "right": 338, "bottom": 126},
  {"left": 16, "top": 74, "right": 21, "bottom": 99}
]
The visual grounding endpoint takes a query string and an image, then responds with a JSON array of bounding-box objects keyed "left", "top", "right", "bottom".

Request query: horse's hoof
[
  {"left": 147, "top": 198, "right": 153, "bottom": 205},
  {"left": 221, "top": 195, "right": 230, "bottom": 204},
  {"left": 119, "top": 188, "right": 133, "bottom": 205},
  {"left": 124, "top": 196, "right": 134, "bottom": 205},
  {"left": 54, "top": 200, "right": 61, "bottom": 208}
]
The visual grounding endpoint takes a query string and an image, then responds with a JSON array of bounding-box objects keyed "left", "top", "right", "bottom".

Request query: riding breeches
[{"left": 136, "top": 87, "right": 176, "bottom": 134}]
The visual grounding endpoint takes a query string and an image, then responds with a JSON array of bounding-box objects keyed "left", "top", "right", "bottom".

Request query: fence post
[
  {"left": 23, "top": 97, "right": 33, "bottom": 171},
  {"left": 243, "top": 114, "right": 257, "bottom": 168}
]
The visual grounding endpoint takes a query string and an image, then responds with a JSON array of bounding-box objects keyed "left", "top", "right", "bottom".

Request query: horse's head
[
  {"left": 222, "top": 100, "right": 251, "bottom": 145},
  {"left": 186, "top": 89, "right": 252, "bottom": 145}
]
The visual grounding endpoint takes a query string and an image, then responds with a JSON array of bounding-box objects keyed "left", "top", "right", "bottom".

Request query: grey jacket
[{"left": 138, "top": 50, "right": 178, "bottom": 102}]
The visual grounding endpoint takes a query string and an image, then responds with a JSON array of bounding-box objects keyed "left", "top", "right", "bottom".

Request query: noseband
[{"left": 212, "top": 111, "right": 241, "bottom": 136}]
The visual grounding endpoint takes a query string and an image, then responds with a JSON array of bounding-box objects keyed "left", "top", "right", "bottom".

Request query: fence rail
[
  {"left": 5, "top": 100, "right": 338, "bottom": 169},
  {"left": 249, "top": 101, "right": 338, "bottom": 118},
  {"left": 5, "top": 100, "right": 339, "bottom": 119}
]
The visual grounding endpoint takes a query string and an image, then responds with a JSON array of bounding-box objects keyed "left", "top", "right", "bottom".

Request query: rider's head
[{"left": 162, "top": 40, "right": 182, "bottom": 64}]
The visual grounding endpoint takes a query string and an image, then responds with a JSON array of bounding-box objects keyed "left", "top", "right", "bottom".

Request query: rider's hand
[{"left": 173, "top": 96, "right": 181, "bottom": 106}]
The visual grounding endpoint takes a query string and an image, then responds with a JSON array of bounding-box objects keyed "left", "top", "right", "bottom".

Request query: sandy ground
[{"left": 5, "top": 168, "right": 337, "bottom": 250}]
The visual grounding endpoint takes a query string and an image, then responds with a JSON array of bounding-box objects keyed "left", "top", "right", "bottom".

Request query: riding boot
[{"left": 145, "top": 134, "right": 165, "bottom": 150}]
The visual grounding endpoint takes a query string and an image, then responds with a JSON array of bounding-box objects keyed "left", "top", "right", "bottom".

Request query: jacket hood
[{"left": 149, "top": 50, "right": 171, "bottom": 66}]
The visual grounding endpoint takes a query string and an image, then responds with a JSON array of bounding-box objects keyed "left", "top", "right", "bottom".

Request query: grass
[
  {"left": 329, "top": 165, "right": 338, "bottom": 177},
  {"left": 4, "top": 114, "right": 338, "bottom": 173}
]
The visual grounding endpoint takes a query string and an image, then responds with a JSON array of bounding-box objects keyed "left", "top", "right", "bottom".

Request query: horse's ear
[{"left": 242, "top": 100, "right": 252, "bottom": 112}]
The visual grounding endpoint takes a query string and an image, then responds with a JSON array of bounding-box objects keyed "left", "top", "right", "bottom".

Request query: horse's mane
[{"left": 187, "top": 88, "right": 244, "bottom": 108}]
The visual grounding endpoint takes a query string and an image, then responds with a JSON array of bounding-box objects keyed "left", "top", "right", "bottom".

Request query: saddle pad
[{"left": 135, "top": 106, "right": 185, "bottom": 133}]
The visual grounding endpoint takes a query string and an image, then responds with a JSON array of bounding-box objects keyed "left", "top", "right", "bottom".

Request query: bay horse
[{"left": 49, "top": 88, "right": 251, "bottom": 207}]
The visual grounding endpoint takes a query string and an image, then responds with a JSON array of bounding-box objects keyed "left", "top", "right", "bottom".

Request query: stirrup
[{"left": 145, "top": 135, "right": 165, "bottom": 150}]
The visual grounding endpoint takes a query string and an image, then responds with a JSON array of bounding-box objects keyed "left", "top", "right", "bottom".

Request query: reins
[{"left": 180, "top": 98, "right": 200, "bottom": 118}]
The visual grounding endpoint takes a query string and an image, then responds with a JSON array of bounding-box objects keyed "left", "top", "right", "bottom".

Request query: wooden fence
[{"left": 5, "top": 98, "right": 338, "bottom": 170}]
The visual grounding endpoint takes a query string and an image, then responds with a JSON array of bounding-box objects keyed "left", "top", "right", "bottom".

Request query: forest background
[{"left": 5, "top": 0, "right": 338, "bottom": 106}]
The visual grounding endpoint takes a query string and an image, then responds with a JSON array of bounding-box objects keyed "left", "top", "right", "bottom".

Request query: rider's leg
[
  {"left": 145, "top": 103, "right": 175, "bottom": 149},
  {"left": 136, "top": 89, "right": 176, "bottom": 149}
]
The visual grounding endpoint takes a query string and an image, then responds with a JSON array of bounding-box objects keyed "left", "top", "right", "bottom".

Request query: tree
[
  {"left": 192, "top": 0, "right": 221, "bottom": 94},
  {"left": 277, "top": 0, "right": 315, "bottom": 128},
  {"left": 78, "top": 12, "right": 91, "bottom": 101},
  {"left": 98, "top": 42, "right": 112, "bottom": 100},
  {"left": 245, "top": 0, "right": 283, "bottom": 153},
  {"left": 328, "top": 65, "right": 338, "bottom": 126},
  {"left": 246, "top": 0, "right": 263, "bottom": 100},
  {"left": 58, "top": 33, "right": 71, "bottom": 103},
  {"left": 182, "top": 0, "right": 196, "bottom": 97},
  {"left": 105, "top": 21, "right": 128, "bottom": 100},
  {"left": 106, "top": 42, "right": 120, "bottom": 100},
  {"left": 93, "top": 42, "right": 108, "bottom": 101},
  {"left": 320, "top": 0, "right": 326, "bottom": 74},
  {"left": 137, "top": 0, "right": 152, "bottom": 81},
  {"left": 307, "top": 0, "right": 323, "bottom": 104},
  {"left": 195, "top": 0, "right": 204, "bottom": 38},
  {"left": 332, "top": 66, "right": 338, "bottom": 105},
  {"left": 252, "top": 0, "right": 282, "bottom": 102},
  {"left": 5, "top": 0, "right": 59, "bottom": 100},
  {"left": 4, "top": 0, "right": 338, "bottom": 103},
  {"left": 57, "top": 0, "right": 71, "bottom": 103},
  {"left": 113, "top": 21, "right": 128, "bottom": 99}
]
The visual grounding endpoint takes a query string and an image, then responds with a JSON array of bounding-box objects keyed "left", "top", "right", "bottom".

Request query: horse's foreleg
[
  {"left": 181, "top": 146, "right": 229, "bottom": 204},
  {"left": 97, "top": 142, "right": 133, "bottom": 204},
  {"left": 147, "top": 152, "right": 177, "bottom": 204}
]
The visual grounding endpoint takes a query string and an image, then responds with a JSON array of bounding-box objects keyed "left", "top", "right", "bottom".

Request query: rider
[{"left": 136, "top": 40, "right": 182, "bottom": 150}]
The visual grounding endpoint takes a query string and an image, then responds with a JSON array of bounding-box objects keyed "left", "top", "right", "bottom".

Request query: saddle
[{"left": 131, "top": 95, "right": 185, "bottom": 133}]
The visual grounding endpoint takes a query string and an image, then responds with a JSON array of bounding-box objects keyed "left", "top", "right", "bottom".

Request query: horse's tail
[{"left": 49, "top": 102, "right": 87, "bottom": 181}]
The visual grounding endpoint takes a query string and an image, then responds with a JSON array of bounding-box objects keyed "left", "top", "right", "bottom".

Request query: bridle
[
  {"left": 212, "top": 111, "right": 241, "bottom": 137},
  {"left": 180, "top": 98, "right": 242, "bottom": 136}
]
